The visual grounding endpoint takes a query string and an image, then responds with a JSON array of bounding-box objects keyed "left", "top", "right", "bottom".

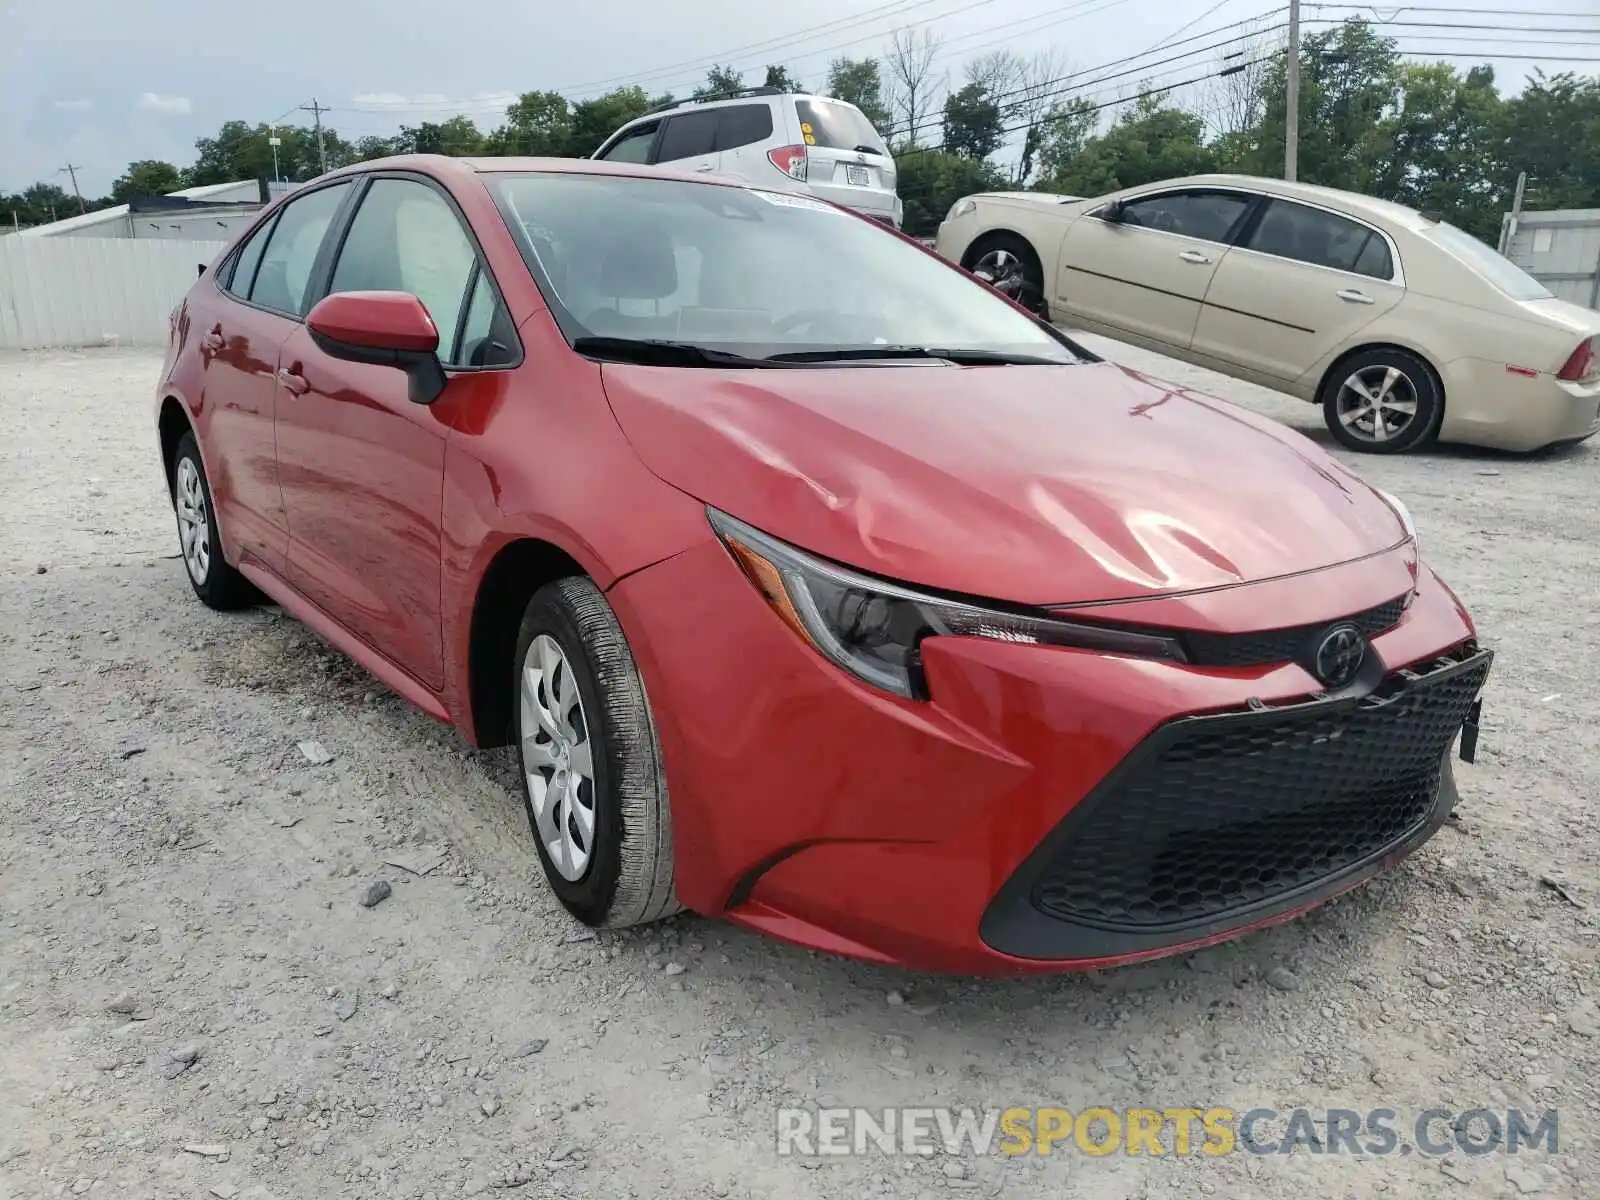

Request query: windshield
[
  {"left": 1424, "top": 220, "right": 1553, "bottom": 301},
  {"left": 795, "top": 98, "right": 887, "bottom": 154},
  {"left": 487, "top": 172, "right": 1077, "bottom": 364}
]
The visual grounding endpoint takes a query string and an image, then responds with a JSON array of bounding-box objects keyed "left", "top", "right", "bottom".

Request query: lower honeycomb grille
[{"left": 1031, "top": 649, "right": 1492, "bottom": 930}]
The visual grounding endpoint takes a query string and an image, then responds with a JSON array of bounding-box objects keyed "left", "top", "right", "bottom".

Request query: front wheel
[
  {"left": 514, "top": 577, "right": 679, "bottom": 928},
  {"left": 964, "top": 233, "right": 1048, "bottom": 318},
  {"left": 1320, "top": 348, "right": 1444, "bottom": 454}
]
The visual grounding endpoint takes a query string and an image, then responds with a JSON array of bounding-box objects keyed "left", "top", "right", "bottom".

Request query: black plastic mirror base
[{"left": 308, "top": 327, "right": 447, "bottom": 405}]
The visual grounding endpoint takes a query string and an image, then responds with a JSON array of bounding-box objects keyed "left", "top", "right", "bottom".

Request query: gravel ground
[{"left": 1, "top": 341, "right": 1596, "bottom": 1200}]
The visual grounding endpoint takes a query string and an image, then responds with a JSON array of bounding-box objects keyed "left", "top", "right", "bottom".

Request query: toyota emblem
[{"left": 1313, "top": 624, "right": 1366, "bottom": 688}]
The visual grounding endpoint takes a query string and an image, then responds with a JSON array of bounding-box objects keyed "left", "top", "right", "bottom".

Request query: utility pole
[
  {"left": 1285, "top": 0, "right": 1300, "bottom": 181},
  {"left": 268, "top": 126, "right": 283, "bottom": 183},
  {"left": 1498, "top": 170, "right": 1527, "bottom": 255},
  {"left": 300, "top": 98, "right": 330, "bottom": 175},
  {"left": 59, "top": 163, "right": 87, "bottom": 212}
]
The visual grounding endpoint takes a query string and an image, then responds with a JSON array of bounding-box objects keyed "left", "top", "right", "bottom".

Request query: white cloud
[
  {"left": 135, "top": 92, "right": 192, "bottom": 115},
  {"left": 53, "top": 98, "right": 92, "bottom": 111}
]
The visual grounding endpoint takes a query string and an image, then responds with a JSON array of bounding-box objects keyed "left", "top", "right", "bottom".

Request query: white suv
[{"left": 592, "top": 88, "right": 902, "bottom": 228}]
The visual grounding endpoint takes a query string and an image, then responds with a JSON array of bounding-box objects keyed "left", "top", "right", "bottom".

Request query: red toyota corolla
[{"left": 156, "top": 155, "right": 1492, "bottom": 975}]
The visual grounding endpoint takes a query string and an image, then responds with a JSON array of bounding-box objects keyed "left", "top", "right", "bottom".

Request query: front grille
[
  {"left": 1182, "top": 595, "right": 1407, "bottom": 668},
  {"left": 1031, "top": 648, "right": 1491, "bottom": 930}
]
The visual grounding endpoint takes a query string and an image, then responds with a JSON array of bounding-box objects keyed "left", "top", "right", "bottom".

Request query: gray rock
[
  {"left": 333, "top": 988, "right": 358, "bottom": 1022},
  {"left": 297, "top": 740, "right": 334, "bottom": 766},
  {"left": 1568, "top": 1013, "right": 1598, "bottom": 1039},
  {"left": 942, "top": 1161, "right": 966, "bottom": 1179},
  {"left": 513, "top": 1039, "right": 548, "bottom": 1058},
  {"left": 1424, "top": 970, "right": 1448, "bottom": 989},
  {"left": 480, "top": 1095, "right": 502, "bottom": 1117},
  {"left": 886, "top": 990, "right": 906, "bottom": 1006},
  {"left": 105, "top": 992, "right": 138, "bottom": 1015},
  {"left": 1265, "top": 967, "right": 1299, "bottom": 993},
  {"left": 169, "top": 1042, "right": 203, "bottom": 1066},
  {"left": 662, "top": 961, "right": 686, "bottom": 976},
  {"left": 357, "top": 880, "right": 392, "bottom": 908}
]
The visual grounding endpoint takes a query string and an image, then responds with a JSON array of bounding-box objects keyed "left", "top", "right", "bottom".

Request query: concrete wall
[{"left": 0, "top": 236, "right": 228, "bottom": 349}]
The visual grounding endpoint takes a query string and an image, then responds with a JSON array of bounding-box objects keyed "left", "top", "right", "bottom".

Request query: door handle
[
  {"left": 1336, "top": 288, "right": 1375, "bottom": 304},
  {"left": 276, "top": 366, "right": 310, "bottom": 396},
  {"left": 693, "top": 163, "right": 714, "bottom": 172},
  {"left": 1178, "top": 250, "right": 1212, "bottom": 264},
  {"left": 201, "top": 326, "right": 225, "bottom": 351}
]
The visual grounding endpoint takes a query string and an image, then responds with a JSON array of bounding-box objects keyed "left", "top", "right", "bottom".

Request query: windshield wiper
[
  {"left": 764, "top": 345, "right": 1068, "bottom": 366},
  {"left": 572, "top": 336, "right": 770, "bottom": 368},
  {"left": 853, "top": 144, "right": 884, "bottom": 156}
]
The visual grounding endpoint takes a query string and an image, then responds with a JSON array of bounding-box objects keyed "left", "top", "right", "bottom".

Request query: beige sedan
[{"left": 935, "top": 174, "right": 1600, "bottom": 453}]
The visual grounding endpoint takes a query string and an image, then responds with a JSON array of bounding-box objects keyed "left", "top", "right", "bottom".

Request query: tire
[
  {"left": 513, "top": 576, "right": 679, "bottom": 928},
  {"left": 1320, "top": 347, "right": 1444, "bottom": 454},
  {"left": 963, "top": 232, "right": 1048, "bottom": 318},
  {"left": 171, "top": 432, "right": 259, "bottom": 610}
]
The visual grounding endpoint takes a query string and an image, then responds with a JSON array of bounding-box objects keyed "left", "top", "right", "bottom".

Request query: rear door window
[
  {"left": 1112, "top": 190, "right": 1253, "bottom": 244},
  {"left": 656, "top": 111, "right": 719, "bottom": 162},
  {"left": 1246, "top": 198, "right": 1392, "bottom": 279},
  {"left": 247, "top": 182, "right": 352, "bottom": 316},
  {"left": 596, "top": 121, "right": 659, "bottom": 163},
  {"left": 715, "top": 104, "right": 774, "bottom": 152},
  {"left": 794, "top": 99, "right": 886, "bottom": 154},
  {"left": 224, "top": 215, "right": 277, "bottom": 298}
]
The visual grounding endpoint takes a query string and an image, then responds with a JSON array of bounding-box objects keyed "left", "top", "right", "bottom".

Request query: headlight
[
  {"left": 708, "top": 509, "right": 1187, "bottom": 699},
  {"left": 1375, "top": 488, "right": 1419, "bottom": 550},
  {"left": 946, "top": 197, "right": 977, "bottom": 222}
]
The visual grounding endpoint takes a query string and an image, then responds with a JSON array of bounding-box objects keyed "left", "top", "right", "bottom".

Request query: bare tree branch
[{"left": 883, "top": 27, "right": 944, "bottom": 145}]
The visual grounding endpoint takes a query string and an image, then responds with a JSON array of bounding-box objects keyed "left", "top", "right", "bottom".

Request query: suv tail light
[
  {"left": 767, "top": 145, "right": 808, "bottom": 182},
  {"left": 1557, "top": 336, "right": 1598, "bottom": 383}
]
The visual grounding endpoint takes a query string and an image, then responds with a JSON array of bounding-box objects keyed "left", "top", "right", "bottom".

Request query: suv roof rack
[{"left": 646, "top": 86, "right": 788, "bottom": 115}]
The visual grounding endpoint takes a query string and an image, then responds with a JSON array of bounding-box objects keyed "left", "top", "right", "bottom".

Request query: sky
[{"left": 3, "top": 0, "right": 1594, "bottom": 196}]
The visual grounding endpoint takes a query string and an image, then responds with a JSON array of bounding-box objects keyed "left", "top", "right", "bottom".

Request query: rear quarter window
[{"left": 715, "top": 104, "right": 775, "bottom": 152}]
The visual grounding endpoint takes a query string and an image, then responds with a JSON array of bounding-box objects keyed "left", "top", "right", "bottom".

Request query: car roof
[
  {"left": 1149, "top": 173, "right": 1434, "bottom": 231},
  {"left": 316, "top": 153, "right": 758, "bottom": 190}
]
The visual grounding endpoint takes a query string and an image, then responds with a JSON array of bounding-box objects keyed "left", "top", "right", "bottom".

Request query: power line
[{"left": 1308, "top": 4, "right": 1599, "bottom": 15}]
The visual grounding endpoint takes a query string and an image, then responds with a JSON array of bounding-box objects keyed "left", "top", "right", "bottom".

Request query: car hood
[{"left": 599, "top": 360, "right": 1408, "bottom": 606}]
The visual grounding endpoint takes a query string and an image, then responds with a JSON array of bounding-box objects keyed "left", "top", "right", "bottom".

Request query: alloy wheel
[
  {"left": 972, "top": 248, "right": 1027, "bottom": 299},
  {"left": 518, "top": 633, "right": 597, "bottom": 882},
  {"left": 1334, "top": 365, "right": 1419, "bottom": 445},
  {"left": 175, "top": 456, "right": 211, "bottom": 585}
]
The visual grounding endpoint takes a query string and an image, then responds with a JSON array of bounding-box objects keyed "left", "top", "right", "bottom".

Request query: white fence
[
  {"left": 1501, "top": 208, "right": 1600, "bottom": 310},
  {"left": 0, "top": 237, "right": 229, "bottom": 350}
]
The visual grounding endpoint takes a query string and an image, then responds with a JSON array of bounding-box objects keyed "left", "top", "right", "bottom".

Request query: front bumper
[{"left": 608, "top": 539, "right": 1488, "bottom": 975}]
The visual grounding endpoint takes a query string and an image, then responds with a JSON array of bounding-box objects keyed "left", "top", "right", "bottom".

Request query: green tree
[
  {"left": 355, "top": 135, "right": 401, "bottom": 160},
  {"left": 393, "top": 115, "right": 484, "bottom": 157},
  {"left": 1376, "top": 63, "right": 1505, "bottom": 239},
  {"left": 896, "top": 149, "right": 1006, "bottom": 237},
  {"left": 825, "top": 57, "right": 892, "bottom": 131},
  {"left": 487, "top": 90, "right": 574, "bottom": 156},
  {"left": 1, "top": 182, "right": 80, "bottom": 226},
  {"left": 695, "top": 65, "right": 745, "bottom": 100},
  {"left": 1245, "top": 19, "right": 1401, "bottom": 193},
  {"left": 763, "top": 65, "right": 804, "bottom": 93},
  {"left": 110, "top": 159, "right": 184, "bottom": 202},
  {"left": 1039, "top": 96, "right": 1215, "bottom": 195},
  {"left": 189, "top": 120, "right": 354, "bottom": 184},
  {"left": 942, "top": 83, "right": 1003, "bottom": 161},
  {"left": 1494, "top": 71, "right": 1600, "bottom": 215},
  {"left": 1034, "top": 98, "right": 1099, "bottom": 187},
  {"left": 566, "top": 85, "right": 658, "bottom": 156}
]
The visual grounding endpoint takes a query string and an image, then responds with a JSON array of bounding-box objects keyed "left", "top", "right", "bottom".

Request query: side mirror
[
  {"left": 1101, "top": 199, "right": 1126, "bottom": 223},
  {"left": 305, "top": 291, "right": 446, "bottom": 405},
  {"left": 197, "top": 262, "right": 206, "bottom": 278}
]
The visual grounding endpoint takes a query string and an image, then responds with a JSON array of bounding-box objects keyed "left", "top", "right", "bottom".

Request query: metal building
[{"left": 1501, "top": 207, "right": 1600, "bottom": 310}]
